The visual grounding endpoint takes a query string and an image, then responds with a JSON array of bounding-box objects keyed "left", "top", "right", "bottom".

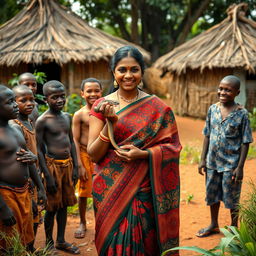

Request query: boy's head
[
  {"left": 218, "top": 75, "right": 240, "bottom": 104},
  {"left": 18, "top": 72, "right": 37, "bottom": 95},
  {"left": 0, "top": 85, "right": 19, "bottom": 121},
  {"left": 80, "top": 78, "right": 102, "bottom": 107},
  {"left": 43, "top": 80, "right": 65, "bottom": 111},
  {"left": 12, "top": 85, "right": 35, "bottom": 116}
]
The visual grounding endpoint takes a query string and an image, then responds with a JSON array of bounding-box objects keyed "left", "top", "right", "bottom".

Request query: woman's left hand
[{"left": 115, "top": 144, "right": 148, "bottom": 162}]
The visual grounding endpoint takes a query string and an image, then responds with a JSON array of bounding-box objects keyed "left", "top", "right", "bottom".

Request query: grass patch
[
  {"left": 67, "top": 197, "right": 93, "bottom": 216},
  {"left": 247, "top": 143, "right": 256, "bottom": 159},
  {"left": 180, "top": 145, "right": 201, "bottom": 165},
  {"left": 0, "top": 230, "right": 52, "bottom": 255},
  {"left": 180, "top": 143, "right": 256, "bottom": 165}
]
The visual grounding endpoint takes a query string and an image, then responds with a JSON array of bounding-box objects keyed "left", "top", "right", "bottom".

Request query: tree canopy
[{"left": 1, "top": 0, "right": 255, "bottom": 61}]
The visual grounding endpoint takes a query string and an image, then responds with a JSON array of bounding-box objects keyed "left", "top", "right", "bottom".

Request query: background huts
[
  {"left": 150, "top": 3, "right": 256, "bottom": 118},
  {"left": 0, "top": 0, "right": 150, "bottom": 94}
]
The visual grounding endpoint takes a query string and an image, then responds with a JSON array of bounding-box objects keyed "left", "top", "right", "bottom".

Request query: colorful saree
[{"left": 92, "top": 95, "right": 181, "bottom": 256}]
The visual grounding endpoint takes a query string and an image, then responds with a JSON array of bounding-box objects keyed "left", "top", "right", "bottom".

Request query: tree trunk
[
  {"left": 130, "top": 0, "right": 139, "bottom": 44},
  {"left": 175, "top": 0, "right": 211, "bottom": 46}
]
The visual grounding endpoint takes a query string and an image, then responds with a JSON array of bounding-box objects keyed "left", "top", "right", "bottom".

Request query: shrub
[
  {"left": 249, "top": 108, "right": 256, "bottom": 131},
  {"left": 162, "top": 223, "right": 256, "bottom": 256},
  {"left": 64, "top": 93, "right": 85, "bottom": 115},
  {"left": 239, "top": 180, "right": 256, "bottom": 241}
]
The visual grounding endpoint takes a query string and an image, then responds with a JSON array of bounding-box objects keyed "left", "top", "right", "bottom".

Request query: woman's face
[{"left": 114, "top": 56, "right": 142, "bottom": 91}]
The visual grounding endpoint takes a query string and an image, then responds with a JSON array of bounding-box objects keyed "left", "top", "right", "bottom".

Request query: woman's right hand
[{"left": 95, "top": 100, "right": 118, "bottom": 123}]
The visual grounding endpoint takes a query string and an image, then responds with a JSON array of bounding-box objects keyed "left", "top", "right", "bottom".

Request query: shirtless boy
[
  {"left": 72, "top": 78, "right": 102, "bottom": 239},
  {"left": 18, "top": 72, "right": 39, "bottom": 123},
  {"left": 9, "top": 85, "right": 42, "bottom": 239},
  {"left": 0, "top": 85, "right": 46, "bottom": 253},
  {"left": 36, "top": 80, "right": 80, "bottom": 254}
]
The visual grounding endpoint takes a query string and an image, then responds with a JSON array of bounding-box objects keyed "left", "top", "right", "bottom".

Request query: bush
[
  {"left": 64, "top": 93, "right": 85, "bottom": 115},
  {"left": 239, "top": 180, "right": 256, "bottom": 241},
  {"left": 162, "top": 223, "right": 256, "bottom": 256},
  {"left": 249, "top": 108, "right": 256, "bottom": 131}
]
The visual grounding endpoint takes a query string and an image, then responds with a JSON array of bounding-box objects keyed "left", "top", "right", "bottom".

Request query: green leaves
[{"left": 161, "top": 223, "right": 256, "bottom": 256}]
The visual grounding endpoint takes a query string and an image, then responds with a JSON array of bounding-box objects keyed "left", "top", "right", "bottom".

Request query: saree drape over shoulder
[{"left": 91, "top": 95, "right": 181, "bottom": 256}]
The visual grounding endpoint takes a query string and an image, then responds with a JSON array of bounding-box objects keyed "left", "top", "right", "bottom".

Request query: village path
[{"left": 35, "top": 114, "right": 256, "bottom": 256}]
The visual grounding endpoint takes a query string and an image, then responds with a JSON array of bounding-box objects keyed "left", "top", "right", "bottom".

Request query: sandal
[
  {"left": 55, "top": 242, "right": 80, "bottom": 254},
  {"left": 196, "top": 227, "right": 220, "bottom": 238}
]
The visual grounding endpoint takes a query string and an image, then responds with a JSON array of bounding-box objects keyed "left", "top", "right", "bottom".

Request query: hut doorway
[{"left": 28, "top": 62, "right": 61, "bottom": 94}]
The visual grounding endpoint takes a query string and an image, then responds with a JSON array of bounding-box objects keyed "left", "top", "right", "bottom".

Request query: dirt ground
[{"left": 35, "top": 115, "right": 256, "bottom": 256}]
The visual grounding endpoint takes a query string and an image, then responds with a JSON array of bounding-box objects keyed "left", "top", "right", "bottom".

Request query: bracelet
[{"left": 99, "top": 131, "right": 110, "bottom": 143}]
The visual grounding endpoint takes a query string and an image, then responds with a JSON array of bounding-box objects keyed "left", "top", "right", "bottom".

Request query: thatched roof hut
[
  {"left": 0, "top": 0, "right": 150, "bottom": 93},
  {"left": 152, "top": 3, "right": 256, "bottom": 118}
]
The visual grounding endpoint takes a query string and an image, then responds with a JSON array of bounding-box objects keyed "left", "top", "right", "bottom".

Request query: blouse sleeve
[{"left": 90, "top": 97, "right": 106, "bottom": 122}]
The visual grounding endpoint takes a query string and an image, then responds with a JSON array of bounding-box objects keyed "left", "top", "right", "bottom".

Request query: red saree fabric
[{"left": 91, "top": 95, "right": 181, "bottom": 256}]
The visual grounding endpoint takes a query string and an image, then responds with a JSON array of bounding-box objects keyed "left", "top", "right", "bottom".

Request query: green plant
[
  {"left": 64, "top": 93, "right": 85, "bottom": 115},
  {"left": 239, "top": 180, "right": 256, "bottom": 241},
  {"left": 249, "top": 108, "right": 256, "bottom": 131},
  {"left": 0, "top": 230, "right": 52, "bottom": 255},
  {"left": 186, "top": 193, "right": 194, "bottom": 204},
  {"left": 8, "top": 71, "right": 47, "bottom": 87},
  {"left": 180, "top": 145, "right": 201, "bottom": 165},
  {"left": 8, "top": 73, "right": 19, "bottom": 87},
  {"left": 67, "top": 198, "right": 93, "bottom": 216},
  {"left": 162, "top": 223, "right": 256, "bottom": 256},
  {"left": 247, "top": 144, "right": 256, "bottom": 160}
]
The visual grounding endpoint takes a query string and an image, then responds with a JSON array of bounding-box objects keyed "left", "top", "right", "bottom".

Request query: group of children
[
  {"left": 0, "top": 73, "right": 103, "bottom": 255},
  {"left": 0, "top": 73, "right": 253, "bottom": 254}
]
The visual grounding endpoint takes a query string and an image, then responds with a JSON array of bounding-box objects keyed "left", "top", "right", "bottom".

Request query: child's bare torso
[
  {"left": 0, "top": 126, "right": 29, "bottom": 186},
  {"left": 41, "top": 112, "right": 72, "bottom": 159},
  {"left": 78, "top": 107, "right": 90, "bottom": 147}
]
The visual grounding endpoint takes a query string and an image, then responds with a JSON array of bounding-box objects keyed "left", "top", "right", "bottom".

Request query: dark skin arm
[
  {"left": 9, "top": 123, "right": 37, "bottom": 164},
  {"left": 232, "top": 143, "right": 249, "bottom": 183},
  {"left": 0, "top": 196, "right": 16, "bottom": 226},
  {"left": 35, "top": 118, "right": 57, "bottom": 195},
  {"left": 29, "top": 164, "right": 47, "bottom": 205},
  {"left": 198, "top": 136, "right": 210, "bottom": 175},
  {"left": 68, "top": 114, "right": 79, "bottom": 186}
]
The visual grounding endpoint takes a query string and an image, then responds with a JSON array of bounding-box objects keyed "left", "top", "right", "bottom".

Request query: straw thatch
[
  {"left": 0, "top": 0, "right": 150, "bottom": 66},
  {"left": 149, "top": 3, "right": 256, "bottom": 118},
  {"left": 154, "top": 3, "right": 256, "bottom": 75}
]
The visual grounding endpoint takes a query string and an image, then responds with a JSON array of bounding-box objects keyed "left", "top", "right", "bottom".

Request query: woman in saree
[{"left": 87, "top": 46, "right": 181, "bottom": 256}]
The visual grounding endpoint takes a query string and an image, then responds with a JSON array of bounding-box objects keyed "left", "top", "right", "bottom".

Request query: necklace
[{"left": 118, "top": 90, "right": 139, "bottom": 103}]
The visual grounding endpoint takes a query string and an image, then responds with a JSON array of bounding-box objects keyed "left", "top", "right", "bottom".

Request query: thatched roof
[
  {"left": 154, "top": 3, "right": 256, "bottom": 74},
  {"left": 0, "top": 0, "right": 150, "bottom": 66}
]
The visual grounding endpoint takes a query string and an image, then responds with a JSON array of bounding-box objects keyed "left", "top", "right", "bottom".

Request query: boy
[
  {"left": 72, "top": 78, "right": 102, "bottom": 239},
  {"left": 0, "top": 85, "right": 46, "bottom": 253},
  {"left": 9, "top": 85, "right": 41, "bottom": 239},
  {"left": 36, "top": 80, "right": 80, "bottom": 254},
  {"left": 18, "top": 72, "right": 39, "bottom": 124},
  {"left": 197, "top": 75, "right": 253, "bottom": 237}
]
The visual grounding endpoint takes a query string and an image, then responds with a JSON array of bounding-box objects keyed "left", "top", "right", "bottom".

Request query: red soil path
[{"left": 35, "top": 115, "right": 256, "bottom": 256}]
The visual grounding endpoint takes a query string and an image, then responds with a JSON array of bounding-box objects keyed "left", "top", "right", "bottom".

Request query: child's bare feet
[
  {"left": 74, "top": 223, "right": 87, "bottom": 239},
  {"left": 196, "top": 226, "right": 220, "bottom": 237}
]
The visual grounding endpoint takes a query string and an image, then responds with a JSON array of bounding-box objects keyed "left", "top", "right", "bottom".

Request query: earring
[
  {"left": 138, "top": 80, "right": 143, "bottom": 89},
  {"left": 114, "top": 80, "right": 119, "bottom": 88}
]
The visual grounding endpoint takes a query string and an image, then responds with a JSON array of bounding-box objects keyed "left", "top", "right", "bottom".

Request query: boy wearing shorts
[{"left": 197, "top": 75, "right": 253, "bottom": 237}]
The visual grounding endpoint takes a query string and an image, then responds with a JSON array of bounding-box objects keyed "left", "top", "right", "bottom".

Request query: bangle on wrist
[{"left": 99, "top": 131, "right": 110, "bottom": 143}]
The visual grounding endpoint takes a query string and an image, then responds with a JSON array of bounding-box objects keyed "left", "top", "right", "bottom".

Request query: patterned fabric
[
  {"left": 204, "top": 103, "right": 253, "bottom": 172},
  {"left": 91, "top": 95, "right": 181, "bottom": 256},
  {"left": 205, "top": 168, "right": 242, "bottom": 209}
]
